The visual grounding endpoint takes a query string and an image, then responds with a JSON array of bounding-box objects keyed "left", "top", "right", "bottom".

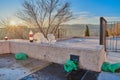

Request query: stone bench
[{"left": 0, "top": 40, "right": 105, "bottom": 72}]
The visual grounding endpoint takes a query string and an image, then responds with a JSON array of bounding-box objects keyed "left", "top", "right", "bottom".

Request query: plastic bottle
[{"left": 29, "top": 30, "right": 33, "bottom": 42}]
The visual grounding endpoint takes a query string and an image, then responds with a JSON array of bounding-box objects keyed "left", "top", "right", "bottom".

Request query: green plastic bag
[
  {"left": 101, "top": 62, "right": 120, "bottom": 73},
  {"left": 108, "top": 63, "right": 120, "bottom": 73},
  {"left": 101, "top": 62, "right": 111, "bottom": 72},
  {"left": 15, "top": 52, "right": 28, "bottom": 60},
  {"left": 64, "top": 60, "right": 77, "bottom": 72}
]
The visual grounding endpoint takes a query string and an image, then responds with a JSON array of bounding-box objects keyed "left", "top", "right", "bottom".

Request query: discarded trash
[
  {"left": 4, "top": 36, "right": 8, "bottom": 40},
  {"left": 47, "top": 34, "right": 56, "bottom": 43},
  {"left": 15, "top": 52, "right": 28, "bottom": 60},
  {"left": 33, "top": 32, "right": 48, "bottom": 43},
  {"left": 29, "top": 30, "right": 34, "bottom": 42},
  {"left": 64, "top": 60, "right": 78, "bottom": 72},
  {"left": 33, "top": 32, "right": 41, "bottom": 41},
  {"left": 104, "top": 52, "right": 107, "bottom": 62},
  {"left": 101, "top": 62, "right": 120, "bottom": 73},
  {"left": 101, "top": 62, "right": 110, "bottom": 72}
]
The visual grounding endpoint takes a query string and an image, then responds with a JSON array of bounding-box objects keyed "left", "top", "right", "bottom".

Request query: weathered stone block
[{"left": 0, "top": 41, "right": 10, "bottom": 54}]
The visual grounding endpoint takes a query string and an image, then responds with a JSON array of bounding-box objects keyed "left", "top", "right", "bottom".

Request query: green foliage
[{"left": 84, "top": 25, "right": 90, "bottom": 36}]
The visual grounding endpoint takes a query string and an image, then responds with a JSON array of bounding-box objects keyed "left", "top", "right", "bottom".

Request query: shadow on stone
[
  {"left": 66, "top": 69, "right": 87, "bottom": 80},
  {"left": 21, "top": 63, "right": 67, "bottom": 80},
  {"left": 82, "top": 71, "right": 100, "bottom": 80}
]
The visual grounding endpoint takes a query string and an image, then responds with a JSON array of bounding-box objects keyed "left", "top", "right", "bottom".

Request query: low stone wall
[
  {"left": 0, "top": 41, "right": 10, "bottom": 54},
  {"left": 0, "top": 40, "right": 105, "bottom": 72}
]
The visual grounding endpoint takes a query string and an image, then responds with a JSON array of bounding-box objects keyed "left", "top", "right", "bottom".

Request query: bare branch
[
  {"left": 16, "top": 0, "right": 73, "bottom": 38},
  {"left": 0, "top": 18, "right": 10, "bottom": 27}
]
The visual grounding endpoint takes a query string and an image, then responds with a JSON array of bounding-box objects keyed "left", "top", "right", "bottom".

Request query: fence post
[{"left": 100, "top": 17, "right": 107, "bottom": 51}]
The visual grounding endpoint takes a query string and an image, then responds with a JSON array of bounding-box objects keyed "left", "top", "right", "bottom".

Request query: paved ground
[
  {"left": 0, "top": 54, "right": 50, "bottom": 80},
  {"left": 21, "top": 63, "right": 100, "bottom": 80},
  {"left": 20, "top": 51, "right": 120, "bottom": 80},
  {"left": 0, "top": 53, "right": 120, "bottom": 80},
  {"left": 20, "top": 64, "right": 120, "bottom": 80}
]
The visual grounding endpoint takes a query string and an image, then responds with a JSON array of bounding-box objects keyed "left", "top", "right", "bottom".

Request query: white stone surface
[
  {"left": 33, "top": 32, "right": 40, "bottom": 41},
  {"left": 47, "top": 34, "right": 56, "bottom": 43},
  {"left": 33, "top": 32, "right": 48, "bottom": 43}
]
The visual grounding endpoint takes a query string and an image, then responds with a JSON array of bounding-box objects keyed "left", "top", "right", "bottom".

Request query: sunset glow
[{"left": 9, "top": 20, "right": 17, "bottom": 26}]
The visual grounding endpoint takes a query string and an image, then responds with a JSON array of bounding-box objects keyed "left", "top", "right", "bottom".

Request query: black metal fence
[
  {"left": 100, "top": 17, "right": 120, "bottom": 52},
  {"left": 106, "top": 21, "right": 120, "bottom": 52}
]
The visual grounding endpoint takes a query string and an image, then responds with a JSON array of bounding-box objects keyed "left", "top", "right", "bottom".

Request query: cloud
[
  {"left": 105, "top": 17, "right": 120, "bottom": 22},
  {"left": 66, "top": 11, "right": 120, "bottom": 25}
]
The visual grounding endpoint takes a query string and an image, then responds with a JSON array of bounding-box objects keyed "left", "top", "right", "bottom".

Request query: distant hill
[
  {"left": 61, "top": 24, "right": 100, "bottom": 37},
  {"left": 63, "top": 24, "right": 99, "bottom": 29},
  {"left": 0, "top": 24, "right": 100, "bottom": 39}
]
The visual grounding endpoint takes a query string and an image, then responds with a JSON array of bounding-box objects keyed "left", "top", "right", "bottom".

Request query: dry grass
[{"left": 0, "top": 27, "right": 66, "bottom": 40}]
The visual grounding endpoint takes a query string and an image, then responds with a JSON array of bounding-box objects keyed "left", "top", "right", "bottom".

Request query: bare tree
[
  {"left": 0, "top": 18, "right": 10, "bottom": 27},
  {"left": 16, "top": 0, "right": 72, "bottom": 38}
]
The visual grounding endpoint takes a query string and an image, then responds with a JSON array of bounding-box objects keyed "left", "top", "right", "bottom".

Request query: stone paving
[
  {"left": 0, "top": 53, "right": 120, "bottom": 80},
  {"left": 1, "top": 52, "right": 120, "bottom": 80},
  {"left": 20, "top": 63, "right": 120, "bottom": 80},
  {"left": 20, "top": 64, "right": 99, "bottom": 80},
  {"left": 0, "top": 54, "right": 50, "bottom": 80},
  {"left": 20, "top": 51, "right": 120, "bottom": 80}
]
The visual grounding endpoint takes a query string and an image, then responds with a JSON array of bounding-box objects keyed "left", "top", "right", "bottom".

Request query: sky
[{"left": 0, "top": 0, "right": 120, "bottom": 24}]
